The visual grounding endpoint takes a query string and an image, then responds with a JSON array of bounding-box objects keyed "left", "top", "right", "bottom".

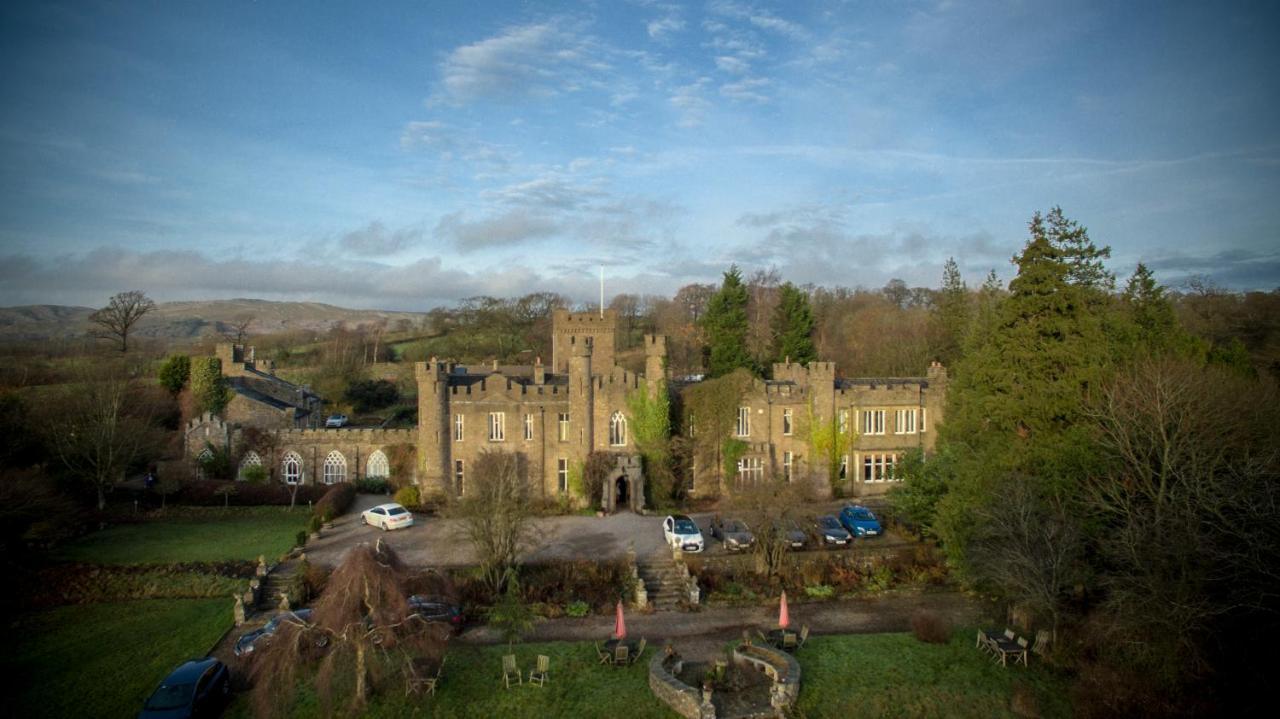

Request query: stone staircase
[
  {"left": 636, "top": 553, "right": 686, "bottom": 612},
  {"left": 256, "top": 562, "right": 298, "bottom": 611}
]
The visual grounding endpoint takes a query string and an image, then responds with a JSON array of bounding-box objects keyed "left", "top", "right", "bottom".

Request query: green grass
[
  {"left": 795, "top": 632, "right": 1071, "bottom": 718},
  {"left": 4, "top": 599, "right": 232, "bottom": 719},
  {"left": 225, "top": 630, "right": 1071, "bottom": 718},
  {"left": 53, "top": 506, "right": 308, "bottom": 564},
  {"left": 227, "top": 640, "right": 680, "bottom": 719}
]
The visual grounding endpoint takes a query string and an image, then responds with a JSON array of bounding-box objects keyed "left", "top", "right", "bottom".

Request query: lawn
[
  {"left": 4, "top": 599, "right": 231, "bottom": 719},
  {"left": 224, "top": 630, "right": 1071, "bottom": 718},
  {"left": 795, "top": 632, "right": 1072, "bottom": 718},
  {"left": 53, "top": 506, "right": 309, "bottom": 564}
]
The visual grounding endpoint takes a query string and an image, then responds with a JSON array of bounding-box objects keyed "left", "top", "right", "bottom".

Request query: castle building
[{"left": 185, "top": 308, "right": 945, "bottom": 506}]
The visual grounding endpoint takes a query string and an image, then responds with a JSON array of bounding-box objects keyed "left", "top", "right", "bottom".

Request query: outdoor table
[
  {"left": 604, "top": 638, "right": 637, "bottom": 653},
  {"left": 765, "top": 629, "right": 795, "bottom": 648}
]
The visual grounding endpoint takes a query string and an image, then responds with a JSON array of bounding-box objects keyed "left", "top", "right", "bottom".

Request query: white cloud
[
  {"left": 720, "top": 76, "right": 771, "bottom": 103},
  {"left": 647, "top": 15, "right": 685, "bottom": 39},
  {"left": 433, "top": 23, "right": 611, "bottom": 104},
  {"left": 434, "top": 209, "right": 560, "bottom": 252},
  {"left": 715, "top": 55, "right": 750, "bottom": 74},
  {"left": 670, "top": 78, "right": 712, "bottom": 127},
  {"left": 340, "top": 221, "right": 424, "bottom": 256}
]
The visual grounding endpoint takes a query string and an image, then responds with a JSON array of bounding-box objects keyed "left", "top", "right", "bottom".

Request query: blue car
[
  {"left": 139, "top": 657, "right": 229, "bottom": 718},
  {"left": 839, "top": 505, "right": 883, "bottom": 538},
  {"left": 813, "top": 515, "right": 852, "bottom": 546}
]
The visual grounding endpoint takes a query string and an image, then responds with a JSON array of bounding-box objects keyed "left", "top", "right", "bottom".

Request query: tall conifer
[
  {"left": 771, "top": 282, "right": 816, "bottom": 366},
  {"left": 703, "top": 265, "right": 754, "bottom": 377}
]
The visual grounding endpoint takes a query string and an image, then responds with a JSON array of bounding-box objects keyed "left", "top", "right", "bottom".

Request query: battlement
[
  {"left": 643, "top": 333, "right": 667, "bottom": 355},
  {"left": 554, "top": 308, "right": 618, "bottom": 326},
  {"left": 772, "top": 360, "right": 837, "bottom": 385},
  {"left": 447, "top": 379, "right": 568, "bottom": 399},
  {"left": 271, "top": 427, "right": 416, "bottom": 443},
  {"left": 594, "top": 365, "right": 643, "bottom": 392},
  {"left": 216, "top": 342, "right": 275, "bottom": 377}
]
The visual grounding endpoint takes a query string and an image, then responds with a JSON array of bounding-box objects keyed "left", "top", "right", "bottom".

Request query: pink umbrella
[
  {"left": 613, "top": 600, "right": 627, "bottom": 639},
  {"left": 778, "top": 590, "right": 791, "bottom": 629}
]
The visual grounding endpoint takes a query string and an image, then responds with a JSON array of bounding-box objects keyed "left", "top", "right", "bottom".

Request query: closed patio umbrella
[
  {"left": 778, "top": 590, "right": 790, "bottom": 629},
  {"left": 613, "top": 599, "right": 627, "bottom": 639}
]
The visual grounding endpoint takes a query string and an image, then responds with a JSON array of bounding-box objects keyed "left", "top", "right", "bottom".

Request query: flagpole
[{"left": 599, "top": 265, "right": 604, "bottom": 318}]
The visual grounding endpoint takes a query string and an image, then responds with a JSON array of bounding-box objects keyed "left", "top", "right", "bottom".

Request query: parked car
[
  {"left": 663, "top": 514, "right": 705, "bottom": 553},
  {"left": 234, "top": 609, "right": 314, "bottom": 657},
  {"left": 138, "top": 657, "right": 229, "bottom": 718},
  {"left": 362, "top": 502, "right": 414, "bottom": 531},
  {"left": 709, "top": 516, "right": 755, "bottom": 551},
  {"left": 813, "top": 515, "right": 852, "bottom": 546},
  {"left": 408, "top": 595, "right": 465, "bottom": 632},
  {"left": 776, "top": 519, "right": 810, "bottom": 550},
  {"left": 325, "top": 414, "right": 348, "bottom": 428},
  {"left": 839, "top": 504, "right": 884, "bottom": 538}
]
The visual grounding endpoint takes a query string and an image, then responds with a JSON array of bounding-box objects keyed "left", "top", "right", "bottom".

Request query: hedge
[
  {"left": 173, "top": 480, "right": 329, "bottom": 507},
  {"left": 313, "top": 482, "right": 357, "bottom": 522}
]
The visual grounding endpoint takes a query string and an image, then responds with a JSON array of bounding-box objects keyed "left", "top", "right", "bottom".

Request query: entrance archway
[{"left": 615, "top": 475, "right": 630, "bottom": 509}]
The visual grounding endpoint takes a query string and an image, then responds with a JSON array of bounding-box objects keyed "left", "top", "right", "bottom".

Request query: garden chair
[
  {"left": 782, "top": 631, "right": 798, "bottom": 652},
  {"left": 1015, "top": 637, "right": 1030, "bottom": 666},
  {"left": 1032, "top": 629, "right": 1051, "bottom": 656},
  {"left": 405, "top": 656, "right": 442, "bottom": 696},
  {"left": 630, "top": 638, "right": 647, "bottom": 665},
  {"left": 797, "top": 625, "right": 810, "bottom": 649},
  {"left": 595, "top": 641, "right": 612, "bottom": 665},
  {"left": 756, "top": 629, "right": 769, "bottom": 645},
  {"left": 613, "top": 644, "right": 629, "bottom": 667},
  {"left": 502, "top": 654, "right": 522, "bottom": 688},
  {"left": 529, "top": 654, "right": 550, "bottom": 687},
  {"left": 742, "top": 628, "right": 753, "bottom": 647}
]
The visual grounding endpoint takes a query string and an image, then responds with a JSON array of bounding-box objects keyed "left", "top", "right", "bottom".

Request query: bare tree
[
  {"left": 43, "top": 365, "right": 165, "bottom": 509},
  {"left": 968, "top": 476, "right": 1082, "bottom": 642},
  {"left": 249, "top": 541, "right": 448, "bottom": 717},
  {"left": 220, "top": 314, "right": 254, "bottom": 344},
  {"left": 456, "top": 450, "right": 535, "bottom": 596},
  {"left": 89, "top": 290, "right": 156, "bottom": 353},
  {"left": 728, "top": 473, "right": 814, "bottom": 580}
]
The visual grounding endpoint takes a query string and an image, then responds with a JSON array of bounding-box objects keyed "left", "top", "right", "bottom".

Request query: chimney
[{"left": 534, "top": 356, "right": 546, "bottom": 385}]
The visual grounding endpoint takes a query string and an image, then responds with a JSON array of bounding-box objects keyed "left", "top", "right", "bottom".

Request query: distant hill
[{"left": 0, "top": 298, "right": 427, "bottom": 342}]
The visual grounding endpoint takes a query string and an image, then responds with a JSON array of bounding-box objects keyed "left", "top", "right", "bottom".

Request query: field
[
  {"left": 4, "top": 599, "right": 231, "bottom": 719},
  {"left": 224, "top": 631, "right": 1070, "bottom": 718},
  {"left": 53, "top": 506, "right": 309, "bottom": 564}
]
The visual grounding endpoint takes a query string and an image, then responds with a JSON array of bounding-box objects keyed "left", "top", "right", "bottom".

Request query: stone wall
[{"left": 649, "top": 652, "right": 712, "bottom": 719}]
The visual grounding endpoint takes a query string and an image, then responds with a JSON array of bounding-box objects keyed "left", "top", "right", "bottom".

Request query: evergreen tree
[
  {"left": 932, "top": 257, "right": 970, "bottom": 365},
  {"left": 1033, "top": 206, "right": 1114, "bottom": 292},
  {"left": 703, "top": 265, "right": 754, "bottom": 377},
  {"left": 190, "top": 357, "right": 231, "bottom": 416},
  {"left": 770, "top": 282, "right": 816, "bottom": 365},
  {"left": 1120, "top": 263, "right": 1184, "bottom": 348},
  {"left": 157, "top": 354, "right": 190, "bottom": 396}
]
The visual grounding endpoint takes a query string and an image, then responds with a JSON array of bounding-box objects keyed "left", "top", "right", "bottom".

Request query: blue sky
[{"left": 1, "top": 0, "right": 1277, "bottom": 309}]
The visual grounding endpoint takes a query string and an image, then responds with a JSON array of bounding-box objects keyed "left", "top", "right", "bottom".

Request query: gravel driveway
[{"left": 302, "top": 494, "right": 701, "bottom": 568}]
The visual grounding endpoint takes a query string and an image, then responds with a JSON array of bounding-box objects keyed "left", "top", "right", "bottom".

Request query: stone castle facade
[{"left": 185, "top": 309, "right": 945, "bottom": 506}]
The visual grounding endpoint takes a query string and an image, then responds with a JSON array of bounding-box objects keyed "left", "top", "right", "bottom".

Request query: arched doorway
[{"left": 614, "top": 475, "right": 630, "bottom": 510}]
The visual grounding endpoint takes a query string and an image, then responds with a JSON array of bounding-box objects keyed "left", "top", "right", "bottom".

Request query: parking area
[{"left": 301, "top": 494, "right": 910, "bottom": 569}]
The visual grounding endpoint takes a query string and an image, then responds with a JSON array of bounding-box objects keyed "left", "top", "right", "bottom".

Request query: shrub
[
  {"left": 313, "top": 482, "right": 356, "bottom": 522},
  {"left": 354, "top": 477, "right": 390, "bottom": 494},
  {"left": 393, "top": 485, "right": 420, "bottom": 509},
  {"left": 804, "top": 584, "right": 835, "bottom": 599},
  {"left": 240, "top": 464, "right": 268, "bottom": 484},
  {"left": 565, "top": 600, "right": 590, "bottom": 617},
  {"left": 343, "top": 379, "right": 399, "bottom": 412},
  {"left": 307, "top": 514, "right": 323, "bottom": 534},
  {"left": 910, "top": 609, "right": 951, "bottom": 644},
  {"left": 295, "top": 530, "right": 307, "bottom": 548},
  {"left": 866, "top": 564, "right": 894, "bottom": 592}
]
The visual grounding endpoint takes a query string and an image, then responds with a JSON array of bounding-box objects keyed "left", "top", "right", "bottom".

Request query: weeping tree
[{"left": 249, "top": 540, "right": 449, "bottom": 717}]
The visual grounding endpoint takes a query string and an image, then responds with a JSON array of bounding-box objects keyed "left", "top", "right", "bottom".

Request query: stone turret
[
  {"left": 415, "top": 358, "right": 450, "bottom": 495},
  {"left": 644, "top": 334, "right": 667, "bottom": 395},
  {"left": 569, "top": 341, "right": 594, "bottom": 453},
  {"left": 552, "top": 309, "right": 617, "bottom": 374}
]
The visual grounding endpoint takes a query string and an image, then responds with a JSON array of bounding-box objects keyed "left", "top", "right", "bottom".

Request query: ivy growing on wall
[
  {"left": 680, "top": 368, "right": 754, "bottom": 495},
  {"left": 626, "top": 380, "right": 674, "bottom": 506},
  {"left": 807, "top": 401, "right": 856, "bottom": 491}
]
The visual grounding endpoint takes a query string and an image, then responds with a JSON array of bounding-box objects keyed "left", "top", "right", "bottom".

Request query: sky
[{"left": 0, "top": 0, "right": 1277, "bottom": 310}]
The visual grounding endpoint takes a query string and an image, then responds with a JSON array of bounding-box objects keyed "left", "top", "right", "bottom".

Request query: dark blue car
[
  {"left": 839, "top": 505, "right": 883, "bottom": 538},
  {"left": 139, "top": 657, "right": 229, "bottom": 718},
  {"left": 814, "top": 515, "right": 852, "bottom": 546}
]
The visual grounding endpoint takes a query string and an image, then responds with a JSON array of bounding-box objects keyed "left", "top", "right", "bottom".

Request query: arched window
[
  {"left": 238, "top": 451, "right": 262, "bottom": 481},
  {"left": 196, "top": 448, "right": 213, "bottom": 481},
  {"left": 282, "top": 452, "right": 303, "bottom": 485},
  {"left": 366, "top": 450, "right": 389, "bottom": 480},
  {"left": 609, "top": 411, "right": 627, "bottom": 447},
  {"left": 323, "top": 451, "right": 347, "bottom": 485}
]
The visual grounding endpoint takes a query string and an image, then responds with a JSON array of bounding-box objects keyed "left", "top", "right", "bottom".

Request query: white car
[
  {"left": 325, "top": 414, "right": 348, "bottom": 428},
  {"left": 362, "top": 503, "right": 414, "bottom": 531},
  {"left": 663, "top": 514, "right": 705, "bottom": 553}
]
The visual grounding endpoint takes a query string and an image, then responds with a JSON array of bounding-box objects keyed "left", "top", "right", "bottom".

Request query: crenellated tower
[{"left": 415, "top": 358, "right": 451, "bottom": 494}]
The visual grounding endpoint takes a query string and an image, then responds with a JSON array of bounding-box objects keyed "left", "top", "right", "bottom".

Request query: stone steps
[
  {"left": 256, "top": 565, "right": 298, "bottom": 611},
  {"left": 637, "top": 555, "right": 685, "bottom": 611}
]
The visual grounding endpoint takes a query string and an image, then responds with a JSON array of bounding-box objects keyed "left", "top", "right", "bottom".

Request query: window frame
[
  {"left": 782, "top": 408, "right": 793, "bottom": 436},
  {"left": 454, "top": 413, "right": 464, "bottom": 442},
  {"left": 488, "top": 411, "right": 505, "bottom": 442},
  {"left": 735, "top": 406, "right": 751, "bottom": 438}
]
